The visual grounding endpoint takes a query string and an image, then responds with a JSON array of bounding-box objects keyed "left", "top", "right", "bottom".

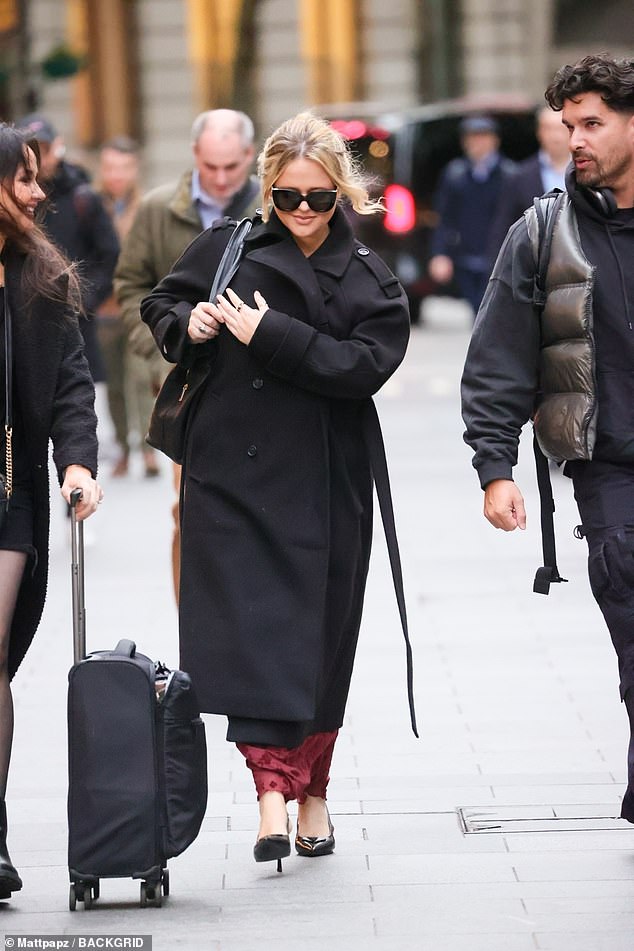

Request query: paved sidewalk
[{"left": 2, "top": 299, "right": 633, "bottom": 950}]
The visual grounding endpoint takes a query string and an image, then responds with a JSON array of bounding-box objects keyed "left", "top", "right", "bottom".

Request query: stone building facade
[{"left": 5, "top": 0, "right": 633, "bottom": 187}]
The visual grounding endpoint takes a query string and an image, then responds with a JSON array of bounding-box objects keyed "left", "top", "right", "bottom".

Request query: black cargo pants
[{"left": 569, "top": 459, "right": 634, "bottom": 822}]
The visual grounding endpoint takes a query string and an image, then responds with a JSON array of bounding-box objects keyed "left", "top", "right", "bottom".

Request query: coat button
[
  {"left": 247, "top": 445, "right": 258, "bottom": 457},
  {"left": 252, "top": 377, "right": 264, "bottom": 389},
  {"left": 357, "top": 247, "right": 370, "bottom": 256}
]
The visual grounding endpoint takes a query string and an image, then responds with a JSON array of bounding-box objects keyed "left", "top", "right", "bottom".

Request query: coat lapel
[
  {"left": 245, "top": 244, "right": 328, "bottom": 330},
  {"left": 243, "top": 212, "right": 352, "bottom": 331}
]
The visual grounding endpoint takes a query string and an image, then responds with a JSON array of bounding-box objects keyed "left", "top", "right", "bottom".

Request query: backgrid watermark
[{"left": 4, "top": 938, "right": 151, "bottom": 950}]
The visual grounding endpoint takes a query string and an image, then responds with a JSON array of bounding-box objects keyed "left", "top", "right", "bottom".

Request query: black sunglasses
[{"left": 271, "top": 187, "right": 338, "bottom": 213}]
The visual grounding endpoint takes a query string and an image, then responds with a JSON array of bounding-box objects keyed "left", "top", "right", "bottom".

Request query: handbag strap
[
  {"left": 208, "top": 217, "right": 253, "bottom": 303},
  {"left": 3, "top": 284, "right": 12, "bottom": 498},
  {"left": 362, "top": 399, "right": 418, "bottom": 738}
]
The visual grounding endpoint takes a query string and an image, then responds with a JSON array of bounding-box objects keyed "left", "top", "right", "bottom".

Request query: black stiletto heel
[
  {"left": 295, "top": 807, "right": 335, "bottom": 857},
  {"left": 253, "top": 816, "right": 292, "bottom": 871}
]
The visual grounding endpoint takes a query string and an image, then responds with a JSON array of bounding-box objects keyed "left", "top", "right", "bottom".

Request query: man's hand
[{"left": 483, "top": 479, "right": 526, "bottom": 531}]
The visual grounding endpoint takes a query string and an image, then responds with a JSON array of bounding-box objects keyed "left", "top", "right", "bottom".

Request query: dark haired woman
[
  {"left": 142, "top": 112, "right": 412, "bottom": 871},
  {"left": 0, "top": 124, "right": 102, "bottom": 899}
]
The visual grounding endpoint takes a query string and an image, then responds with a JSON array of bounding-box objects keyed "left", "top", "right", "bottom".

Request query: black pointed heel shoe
[
  {"left": 0, "top": 801, "right": 22, "bottom": 899},
  {"left": 295, "top": 811, "right": 335, "bottom": 857},
  {"left": 253, "top": 816, "right": 292, "bottom": 873}
]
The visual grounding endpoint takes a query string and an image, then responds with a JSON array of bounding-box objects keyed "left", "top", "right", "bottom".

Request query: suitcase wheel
[
  {"left": 69, "top": 880, "right": 99, "bottom": 911},
  {"left": 140, "top": 879, "right": 162, "bottom": 908}
]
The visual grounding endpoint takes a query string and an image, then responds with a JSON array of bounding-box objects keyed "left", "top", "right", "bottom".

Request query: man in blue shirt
[{"left": 488, "top": 106, "right": 570, "bottom": 259}]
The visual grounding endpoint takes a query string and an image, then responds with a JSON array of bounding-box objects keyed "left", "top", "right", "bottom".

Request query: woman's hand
[
  {"left": 61, "top": 465, "right": 103, "bottom": 521},
  {"left": 187, "top": 301, "right": 223, "bottom": 343},
  {"left": 215, "top": 288, "right": 268, "bottom": 346}
]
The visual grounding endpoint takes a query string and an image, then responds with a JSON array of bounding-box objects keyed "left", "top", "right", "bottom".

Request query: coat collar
[
  {"left": 168, "top": 171, "right": 200, "bottom": 227},
  {"left": 243, "top": 210, "right": 359, "bottom": 331},
  {"left": 169, "top": 172, "right": 260, "bottom": 229},
  {"left": 244, "top": 206, "right": 356, "bottom": 274},
  {"left": 308, "top": 207, "right": 357, "bottom": 277}
]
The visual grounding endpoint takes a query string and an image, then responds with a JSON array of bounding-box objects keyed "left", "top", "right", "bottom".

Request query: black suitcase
[{"left": 66, "top": 490, "right": 208, "bottom": 910}]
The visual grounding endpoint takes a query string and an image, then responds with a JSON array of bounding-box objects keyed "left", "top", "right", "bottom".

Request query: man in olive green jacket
[{"left": 114, "top": 109, "right": 260, "bottom": 598}]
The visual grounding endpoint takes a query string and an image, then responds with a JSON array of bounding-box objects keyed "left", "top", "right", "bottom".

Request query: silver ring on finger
[
  {"left": 198, "top": 323, "right": 207, "bottom": 334},
  {"left": 236, "top": 301, "right": 244, "bottom": 312}
]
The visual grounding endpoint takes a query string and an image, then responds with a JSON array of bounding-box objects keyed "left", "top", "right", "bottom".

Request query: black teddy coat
[
  {"left": 3, "top": 249, "right": 98, "bottom": 680},
  {"left": 142, "top": 209, "right": 409, "bottom": 746}
]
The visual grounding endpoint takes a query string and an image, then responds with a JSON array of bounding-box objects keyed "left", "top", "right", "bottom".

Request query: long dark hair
[{"left": 0, "top": 124, "right": 82, "bottom": 313}]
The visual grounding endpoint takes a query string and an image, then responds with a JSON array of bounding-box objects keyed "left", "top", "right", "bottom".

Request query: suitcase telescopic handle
[
  {"left": 70, "top": 489, "right": 86, "bottom": 664},
  {"left": 114, "top": 639, "right": 137, "bottom": 658}
]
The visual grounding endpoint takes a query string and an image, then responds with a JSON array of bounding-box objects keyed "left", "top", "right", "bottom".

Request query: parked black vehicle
[{"left": 316, "top": 96, "right": 539, "bottom": 321}]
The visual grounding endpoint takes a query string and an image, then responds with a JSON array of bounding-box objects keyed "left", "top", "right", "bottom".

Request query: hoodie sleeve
[{"left": 460, "top": 217, "right": 542, "bottom": 488}]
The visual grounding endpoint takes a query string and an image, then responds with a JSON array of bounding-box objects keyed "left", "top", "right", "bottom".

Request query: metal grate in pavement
[{"left": 458, "top": 804, "right": 628, "bottom": 834}]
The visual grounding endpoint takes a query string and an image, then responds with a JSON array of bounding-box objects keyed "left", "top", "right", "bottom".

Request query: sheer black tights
[{"left": 0, "top": 551, "right": 27, "bottom": 800}]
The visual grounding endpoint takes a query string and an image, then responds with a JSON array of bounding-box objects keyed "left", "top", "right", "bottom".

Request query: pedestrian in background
[
  {"left": 96, "top": 136, "right": 160, "bottom": 478},
  {"left": 14, "top": 114, "right": 119, "bottom": 385},
  {"left": 141, "top": 112, "right": 411, "bottom": 872},
  {"left": 428, "top": 115, "right": 516, "bottom": 319},
  {"left": 0, "top": 125, "right": 102, "bottom": 899},
  {"left": 488, "top": 105, "right": 570, "bottom": 259},
  {"left": 115, "top": 109, "right": 260, "bottom": 599},
  {"left": 461, "top": 54, "right": 634, "bottom": 828}
]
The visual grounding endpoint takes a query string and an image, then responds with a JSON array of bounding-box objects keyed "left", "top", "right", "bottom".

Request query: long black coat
[
  {"left": 3, "top": 249, "right": 98, "bottom": 679},
  {"left": 142, "top": 210, "right": 409, "bottom": 744}
]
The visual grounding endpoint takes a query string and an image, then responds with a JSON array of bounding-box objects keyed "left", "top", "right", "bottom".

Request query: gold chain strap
[{"left": 4, "top": 424, "right": 12, "bottom": 499}]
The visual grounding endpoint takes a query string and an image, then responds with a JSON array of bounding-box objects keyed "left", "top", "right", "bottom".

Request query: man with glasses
[{"left": 115, "top": 109, "right": 260, "bottom": 600}]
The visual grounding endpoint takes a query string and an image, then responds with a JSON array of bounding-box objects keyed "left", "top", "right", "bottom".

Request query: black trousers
[{"left": 568, "top": 458, "right": 634, "bottom": 822}]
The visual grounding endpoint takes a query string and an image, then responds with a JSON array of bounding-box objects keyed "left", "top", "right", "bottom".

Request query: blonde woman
[{"left": 142, "top": 112, "right": 410, "bottom": 871}]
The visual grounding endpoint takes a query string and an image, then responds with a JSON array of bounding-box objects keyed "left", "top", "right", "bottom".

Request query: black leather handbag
[
  {"left": 0, "top": 286, "right": 12, "bottom": 533},
  {"left": 146, "top": 216, "right": 253, "bottom": 465}
]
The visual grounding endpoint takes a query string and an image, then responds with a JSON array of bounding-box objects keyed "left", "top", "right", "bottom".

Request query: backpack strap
[
  {"left": 526, "top": 190, "right": 568, "bottom": 595},
  {"left": 532, "top": 433, "right": 568, "bottom": 595},
  {"left": 527, "top": 190, "right": 564, "bottom": 311}
]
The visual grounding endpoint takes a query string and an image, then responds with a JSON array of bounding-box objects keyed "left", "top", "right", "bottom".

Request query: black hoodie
[
  {"left": 41, "top": 160, "right": 119, "bottom": 313},
  {"left": 40, "top": 161, "right": 120, "bottom": 381},
  {"left": 461, "top": 167, "right": 634, "bottom": 488},
  {"left": 569, "top": 169, "right": 634, "bottom": 461}
]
